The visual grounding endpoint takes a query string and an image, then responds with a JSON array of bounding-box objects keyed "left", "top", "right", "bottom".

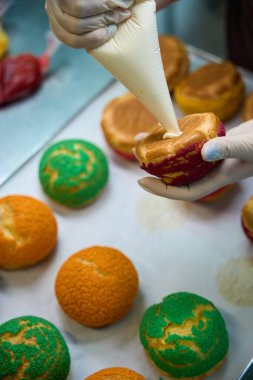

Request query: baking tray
[{"left": 0, "top": 47, "right": 253, "bottom": 380}]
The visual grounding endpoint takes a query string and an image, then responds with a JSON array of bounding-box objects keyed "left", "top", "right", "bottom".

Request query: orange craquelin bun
[
  {"left": 0, "top": 195, "right": 57, "bottom": 269},
  {"left": 241, "top": 196, "right": 253, "bottom": 243},
  {"left": 55, "top": 246, "right": 139, "bottom": 327},
  {"left": 159, "top": 35, "right": 189, "bottom": 91},
  {"left": 135, "top": 113, "right": 225, "bottom": 186},
  {"left": 101, "top": 93, "right": 159, "bottom": 160},
  {"left": 174, "top": 62, "right": 244, "bottom": 121},
  {"left": 84, "top": 367, "right": 145, "bottom": 380},
  {"left": 242, "top": 92, "right": 253, "bottom": 122}
]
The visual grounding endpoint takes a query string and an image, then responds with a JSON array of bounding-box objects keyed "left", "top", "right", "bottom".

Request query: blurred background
[{"left": 158, "top": 0, "right": 226, "bottom": 57}]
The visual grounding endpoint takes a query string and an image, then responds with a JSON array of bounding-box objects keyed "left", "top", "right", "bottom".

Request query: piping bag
[
  {"left": 89, "top": 0, "right": 181, "bottom": 138},
  {"left": 0, "top": 32, "right": 61, "bottom": 106}
]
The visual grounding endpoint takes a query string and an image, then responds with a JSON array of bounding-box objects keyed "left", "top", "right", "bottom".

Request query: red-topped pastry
[{"left": 135, "top": 112, "right": 225, "bottom": 186}]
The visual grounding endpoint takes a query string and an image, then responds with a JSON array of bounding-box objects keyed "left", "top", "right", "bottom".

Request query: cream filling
[{"left": 90, "top": 0, "right": 181, "bottom": 138}]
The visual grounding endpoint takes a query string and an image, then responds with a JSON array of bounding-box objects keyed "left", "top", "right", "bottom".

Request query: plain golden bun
[
  {"left": 159, "top": 34, "right": 189, "bottom": 91},
  {"left": 101, "top": 93, "right": 158, "bottom": 160},
  {"left": 174, "top": 62, "right": 244, "bottom": 121}
]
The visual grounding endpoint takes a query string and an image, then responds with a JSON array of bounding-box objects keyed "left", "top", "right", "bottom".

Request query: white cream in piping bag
[{"left": 90, "top": 0, "right": 181, "bottom": 138}]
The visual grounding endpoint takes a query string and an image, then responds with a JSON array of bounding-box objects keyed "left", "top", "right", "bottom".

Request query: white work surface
[{"left": 1, "top": 49, "right": 253, "bottom": 380}]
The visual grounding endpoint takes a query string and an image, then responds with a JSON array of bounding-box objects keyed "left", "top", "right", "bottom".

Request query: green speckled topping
[
  {"left": 0, "top": 316, "right": 70, "bottom": 380},
  {"left": 39, "top": 140, "right": 109, "bottom": 208},
  {"left": 139, "top": 292, "right": 229, "bottom": 379}
]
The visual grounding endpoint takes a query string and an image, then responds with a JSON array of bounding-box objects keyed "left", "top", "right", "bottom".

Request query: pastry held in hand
[
  {"left": 135, "top": 112, "right": 225, "bottom": 186},
  {"left": 174, "top": 62, "right": 244, "bottom": 121}
]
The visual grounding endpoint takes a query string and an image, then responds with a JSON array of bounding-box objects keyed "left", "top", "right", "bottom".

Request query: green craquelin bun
[
  {"left": 0, "top": 315, "right": 71, "bottom": 380},
  {"left": 139, "top": 292, "right": 229, "bottom": 379},
  {"left": 39, "top": 140, "right": 109, "bottom": 208}
]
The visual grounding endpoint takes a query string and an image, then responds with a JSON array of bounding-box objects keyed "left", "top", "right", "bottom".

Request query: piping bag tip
[{"left": 90, "top": 0, "right": 181, "bottom": 139}]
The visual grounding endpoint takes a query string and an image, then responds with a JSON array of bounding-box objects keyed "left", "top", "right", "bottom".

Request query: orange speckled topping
[
  {"left": 101, "top": 93, "right": 159, "bottom": 157},
  {"left": 174, "top": 62, "right": 244, "bottom": 121},
  {"left": 84, "top": 367, "right": 145, "bottom": 380},
  {"left": 159, "top": 35, "right": 189, "bottom": 90},
  {"left": 242, "top": 92, "right": 253, "bottom": 122},
  {"left": 136, "top": 113, "right": 220, "bottom": 165},
  {"left": 0, "top": 195, "right": 57, "bottom": 269},
  {"left": 55, "top": 246, "right": 139, "bottom": 327},
  {"left": 242, "top": 196, "right": 253, "bottom": 240}
]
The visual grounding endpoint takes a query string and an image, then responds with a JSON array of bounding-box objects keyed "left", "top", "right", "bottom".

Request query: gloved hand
[
  {"left": 45, "top": 0, "right": 134, "bottom": 49},
  {"left": 137, "top": 119, "right": 253, "bottom": 201}
]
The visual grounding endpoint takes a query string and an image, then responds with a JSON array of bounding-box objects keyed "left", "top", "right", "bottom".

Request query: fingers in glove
[
  {"left": 227, "top": 119, "right": 253, "bottom": 137},
  {"left": 138, "top": 177, "right": 224, "bottom": 202},
  {"left": 138, "top": 159, "right": 253, "bottom": 201},
  {"left": 47, "top": 0, "right": 131, "bottom": 35},
  {"left": 202, "top": 135, "right": 253, "bottom": 162},
  {"left": 138, "top": 164, "right": 230, "bottom": 202},
  {"left": 49, "top": 17, "right": 117, "bottom": 48},
  {"left": 220, "top": 158, "right": 253, "bottom": 183},
  {"left": 57, "top": 0, "right": 134, "bottom": 18}
]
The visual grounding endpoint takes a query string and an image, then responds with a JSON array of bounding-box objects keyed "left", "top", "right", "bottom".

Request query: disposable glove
[
  {"left": 45, "top": 0, "right": 134, "bottom": 49},
  {"left": 137, "top": 119, "right": 253, "bottom": 201}
]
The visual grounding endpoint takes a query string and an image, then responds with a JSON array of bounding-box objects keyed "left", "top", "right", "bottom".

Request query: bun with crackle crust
[
  {"left": 55, "top": 246, "right": 139, "bottom": 327},
  {"left": 0, "top": 195, "right": 57, "bottom": 269},
  {"left": 84, "top": 367, "right": 145, "bottom": 380},
  {"left": 139, "top": 292, "right": 229, "bottom": 380}
]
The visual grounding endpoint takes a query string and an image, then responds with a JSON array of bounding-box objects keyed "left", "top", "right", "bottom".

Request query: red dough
[
  {"left": 0, "top": 54, "right": 43, "bottom": 105},
  {"left": 136, "top": 113, "right": 225, "bottom": 186}
]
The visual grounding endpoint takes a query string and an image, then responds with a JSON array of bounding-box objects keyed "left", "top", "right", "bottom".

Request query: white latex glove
[
  {"left": 138, "top": 120, "right": 253, "bottom": 201},
  {"left": 45, "top": 0, "right": 134, "bottom": 49}
]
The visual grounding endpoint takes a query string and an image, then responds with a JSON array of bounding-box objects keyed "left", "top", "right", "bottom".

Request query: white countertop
[{"left": 1, "top": 51, "right": 253, "bottom": 380}]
